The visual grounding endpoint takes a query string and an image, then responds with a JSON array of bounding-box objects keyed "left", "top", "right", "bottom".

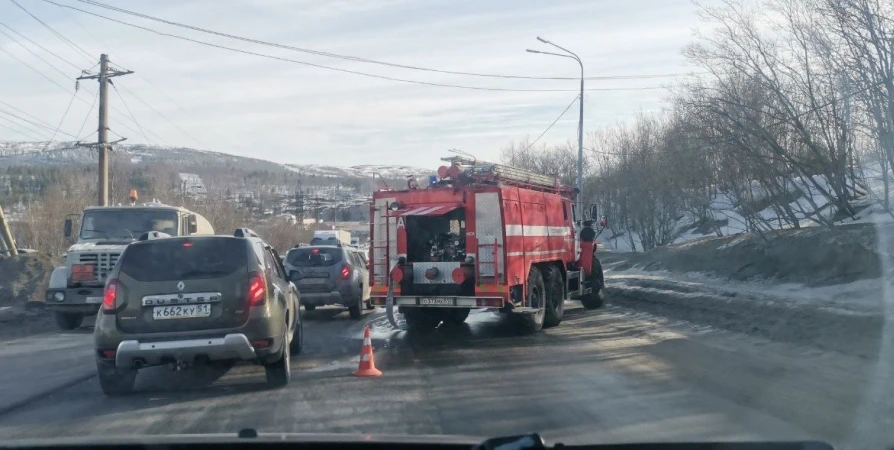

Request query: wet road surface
[{"left": 0, "top": 303, "right": 883, "bottom": 448}]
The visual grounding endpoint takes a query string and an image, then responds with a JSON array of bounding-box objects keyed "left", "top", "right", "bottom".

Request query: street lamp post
[{"left": 527, "top": 37, "right": 585, "bottom": 219}]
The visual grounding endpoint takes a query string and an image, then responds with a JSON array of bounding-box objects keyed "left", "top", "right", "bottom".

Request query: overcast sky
[{"left": 0, "top": 0, "right": 713, "bottom": 168}]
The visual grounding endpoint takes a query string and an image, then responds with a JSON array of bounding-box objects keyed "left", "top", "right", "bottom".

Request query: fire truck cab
[{"left": 369, "top": 156, "right": 605, "bottom": 332}]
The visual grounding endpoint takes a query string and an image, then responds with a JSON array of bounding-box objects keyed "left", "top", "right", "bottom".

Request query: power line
[
  {"left": 41, "top": 88, "right": 78, "bottom": 150},
  {"left": 0, "top": 106, "right": 78, "bottom": 138},
  {"left": 0, "top": 43, "right": 74, "bottom": 92},
  {"left": 73, "top": 0, "right": 701, "bottom": 82},
  {"left": 116, "top": 83, "right": 205, "bottom": 149},
  {"left": 45, "top": 0, "right": 668, "bottom": 93},
  {"left": 0, "top": 145, "right": 83, "bottom": 159},
  {"left": 0, "top": 26, "right": 74, "bottom": 80},
  {"left": 110, "top": 82, "right": 149, "bottom": 143},
  {"left": 47, "top": 6, "right": 212, "bottom": 150},
  {"left": 523, "top": 95, "right": 580, "bottom": 151},
  {"left": 0, "top": 109, "right": 53, "bottom": 139},
  {"left": 8, "top": 0, "right": 94, "bottom": 63},
  {"left": 75, "top": 89, "right": 97, "bottom": 137},
  {"left": 0, "top": 20, "right": 82, "bottom": 71},
  {"left": 0, "top": 98, "right": 65, "bottom": 132},
  {"left": 0, "top": 115, "right": 49, "bottom": 141}
]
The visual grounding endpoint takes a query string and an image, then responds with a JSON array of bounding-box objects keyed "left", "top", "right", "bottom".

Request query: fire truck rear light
[
  {"left": 390, "top": 267, "right": 404, "bottom": 284},
  {"left": 424, "top": 267, "right": 439, "bottom": 280},
  {"left": 452, "top": 267, "right": 466, "bottom": 284},
  {"left": 476, "top": 298, "right": 503, "bottom": 308}
]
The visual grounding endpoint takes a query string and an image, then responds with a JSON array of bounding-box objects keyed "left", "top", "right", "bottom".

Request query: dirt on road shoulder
[
  {"left": 0, "top": 254, "right": 58, "bottom": 334},
  {"left": 609, "top": 222, "right": 887, "bottom": 286}
]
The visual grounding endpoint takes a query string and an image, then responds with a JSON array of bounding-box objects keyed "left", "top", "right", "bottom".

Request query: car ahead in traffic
[
  {"left": 283, "top": 245, "right": 371, "bottom": 319},
  {"left": 94, "top": 228, "right": 302, "bottom": 395}
]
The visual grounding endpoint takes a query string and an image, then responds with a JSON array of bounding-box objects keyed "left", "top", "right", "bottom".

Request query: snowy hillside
[
  {"left": 283, "top": 163, "right": 430, "bottom": 179},
  {"left": 0, "top": 141, "right": 427, "bottom": 180},
  {"left": 600, "top": 161, "right": 894, "bottom": 252}
]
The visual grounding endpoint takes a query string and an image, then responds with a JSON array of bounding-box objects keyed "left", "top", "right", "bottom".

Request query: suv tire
[
  {"left": 265, "top": 328, "right": 291, "bottom": 387},
  {"left": 290, "top": 319, "right": 303, "bottom": 355},
  {"left": 96, "top": 357, "right": 136, "bottom": 396},
  {"left": 348, "top": 294, "right": 363, "bottom": 320},
  {"left": 54, "top": 312, "right": 83, "bottom": 330}
]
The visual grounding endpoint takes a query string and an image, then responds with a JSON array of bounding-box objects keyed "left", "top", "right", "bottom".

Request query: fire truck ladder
[
  {"left": 441, "top": 156, "right": 562, "bottom": 191},
  {"left": 371, "top": 203, "right": 393, "bottom": 286}
]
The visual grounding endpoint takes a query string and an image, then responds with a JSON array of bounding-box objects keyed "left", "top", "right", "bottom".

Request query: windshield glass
[
  {"left": 2, "top": 0, "right": 893, "bottom": 448},
  {"left": 79, "top": 210, "right": 178, "bottom": 239}
]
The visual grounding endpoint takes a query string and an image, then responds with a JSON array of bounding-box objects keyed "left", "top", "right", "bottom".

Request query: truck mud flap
[{"left": 385, "top": 262, "right": 407, "bottom": 331}]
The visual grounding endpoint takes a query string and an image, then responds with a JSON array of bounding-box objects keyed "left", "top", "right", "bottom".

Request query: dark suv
[
  {"left": 283, "top": 245, "right": 370, "bottom": 319},
  {"left": 93, "top": 229, "right": 302, "bottom": 395}
]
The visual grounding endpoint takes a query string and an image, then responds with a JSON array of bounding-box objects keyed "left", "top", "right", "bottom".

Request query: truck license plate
[
  {"left": 85, "top": 296, "right": 103, "bottom": 304},
  {"left": 300, "top": 278, "right": 327, "bottom": 284},
  {"left": 153, "top": 304, "right": 211, "bottom": 320},
  {"left": 419, "top": 298, "right": 452, "bottom": 305}
]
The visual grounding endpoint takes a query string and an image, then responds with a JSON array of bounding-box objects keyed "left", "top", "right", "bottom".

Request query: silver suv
[{"left": 283, "top": 245, "right": 371, "bottom": 319}]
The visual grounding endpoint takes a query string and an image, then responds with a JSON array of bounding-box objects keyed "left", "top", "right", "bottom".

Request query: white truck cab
[{"left": 45, "top": 202, "right": 213, "bottom": 330}]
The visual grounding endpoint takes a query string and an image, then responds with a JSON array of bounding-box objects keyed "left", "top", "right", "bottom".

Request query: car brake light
[
  {"left": 183, "top": 241, "right": 193, "bottom": 248},
  {"left": 102, "top": 279, "right": 119, "bottom": 314},
  {"left": 247, "top": 271, "right": 266, "bottom": 307},
  {"left": 340, "top": 264, "right": 351, "bottom": 280}
]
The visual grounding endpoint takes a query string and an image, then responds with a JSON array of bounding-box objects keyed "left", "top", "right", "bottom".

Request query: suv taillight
[
  {"left": 340, "top": 264, "right": 351, "bottom": 280},
  {"left": 247, "top": 271, "right": 266, "bottom": 307},
  {"left": 102, "top": 279, "right": 119, "bottom": 314}
]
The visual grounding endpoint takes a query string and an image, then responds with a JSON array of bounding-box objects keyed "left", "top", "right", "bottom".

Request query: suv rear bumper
[
  {"left": 115, "top": 333, "right": 258, "bottom": 369},
  {"left": 300, "top": 290, "right": 351, "bottom": 307}
]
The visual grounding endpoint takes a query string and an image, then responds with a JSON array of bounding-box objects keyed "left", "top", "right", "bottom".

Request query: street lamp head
[
  {"left": 525, "top": 49, "right": 540, "bottom": 54},
  {"left": 536, "top": 36, "right": 548, "bottom": 43}
]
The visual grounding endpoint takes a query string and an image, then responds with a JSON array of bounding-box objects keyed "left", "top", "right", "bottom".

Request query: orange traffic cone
[{"left": 354, "top": 327, "right": 382, "bottom": 377}]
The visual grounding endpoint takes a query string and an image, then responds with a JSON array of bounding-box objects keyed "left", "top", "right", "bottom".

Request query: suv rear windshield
[
  {"left": 287, "top": 247, "right": 343, "bottom": 267},
  {"left": 119, "top": 238, "right": 247, "bottom": 282}
]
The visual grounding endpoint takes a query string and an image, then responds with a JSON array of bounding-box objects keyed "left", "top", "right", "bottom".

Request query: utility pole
[
  {"left": 0, "top": 200, "right": 18, "bottom": 256},
  {"left": 77, "top": 54, "right": 133, "bottom": 206},
  {"left": 526, "top": 37, "right": 585, "bottom": 217}
]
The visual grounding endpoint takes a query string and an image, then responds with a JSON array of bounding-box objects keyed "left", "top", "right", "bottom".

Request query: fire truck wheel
[
  {"left": 517, "top": 266, "right": 546, "bottom": 333},
  {"left": 543, "top": 265, "right": 564, "bottom": 328},
  {"left": 581, "top": 256, "right": 605, "bottom": 310},
  {"left": 443, "top": 308, "right": 471, "bottom": 325},
  {"left": 54, "top": 312, "right": 83, "bottom": 330},
  {"left": 403, "top": 308, "right": 442, "bottom": 330}
]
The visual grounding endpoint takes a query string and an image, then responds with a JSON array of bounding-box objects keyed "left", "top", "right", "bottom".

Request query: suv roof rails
[
  {"left": 138, "top": 231, "right": 171, "bottom": 241},
  {"left": 234, "top": 228, "right": 259, "bottom": 238}
]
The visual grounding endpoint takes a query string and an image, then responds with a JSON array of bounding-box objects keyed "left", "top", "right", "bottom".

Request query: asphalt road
[{"left": 0, "top": 302, "right": 885, "bottom": 448}]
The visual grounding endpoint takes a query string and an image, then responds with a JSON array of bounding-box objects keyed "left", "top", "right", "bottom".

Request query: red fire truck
[{"left": 369, "top": 156, "right": 605, "bottom": 332}]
